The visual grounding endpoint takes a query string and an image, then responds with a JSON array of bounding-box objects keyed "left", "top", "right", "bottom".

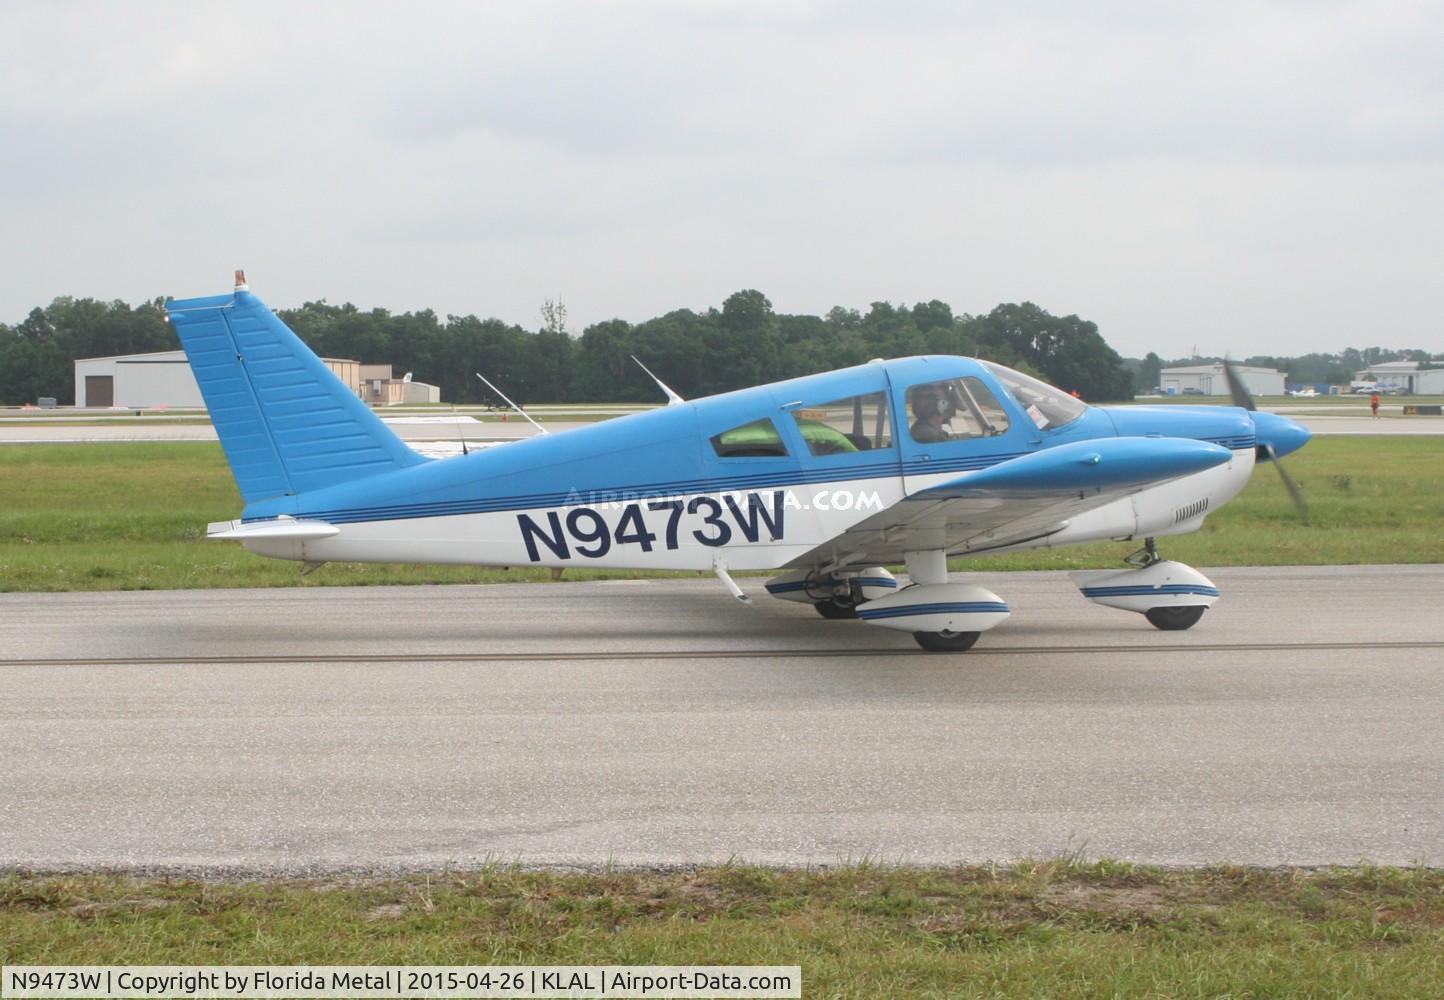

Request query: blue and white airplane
[{"left": 167, "top": 274, "right": 1310, "bottom": 652}]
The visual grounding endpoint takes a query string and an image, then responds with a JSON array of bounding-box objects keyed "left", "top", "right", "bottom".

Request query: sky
[{"left": 1, "top": 0, "right": 1440, "bottom": 359}]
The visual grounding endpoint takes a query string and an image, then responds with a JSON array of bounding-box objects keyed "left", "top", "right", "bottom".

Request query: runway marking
[{"left": 4, "top": 639, "right": 1442, "bottom": 667}]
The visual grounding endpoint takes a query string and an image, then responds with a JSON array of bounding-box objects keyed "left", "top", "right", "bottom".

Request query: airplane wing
[{"left": 788, "top": 436, "right": 1232, "bottom": 569}]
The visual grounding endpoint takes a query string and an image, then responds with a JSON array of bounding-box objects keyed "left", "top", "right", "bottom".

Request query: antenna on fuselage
[
  {"left": 630, "top": 355, "right": 685, "bottom": 405},
  {"left": 475, "top": 372, "right": 549, "bottom": 436},
  {"left": 453, "top": 404, "right": 469, "bottom": 456}
]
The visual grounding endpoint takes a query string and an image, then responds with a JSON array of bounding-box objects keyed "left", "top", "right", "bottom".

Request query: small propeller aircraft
[{"left": 167, "top": 273, "right": 1310, "bottom": 652}]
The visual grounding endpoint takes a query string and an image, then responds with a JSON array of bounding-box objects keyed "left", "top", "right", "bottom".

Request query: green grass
[
  {"left": 1, "top": 438, "right": 1441, "bottom": 592},
  {"left": 3, "top": 864, "right": 1441, "bottom": 996}
]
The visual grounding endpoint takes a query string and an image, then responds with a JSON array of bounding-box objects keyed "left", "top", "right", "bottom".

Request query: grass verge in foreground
[
  {"left": 3, "top": 864, "right": 1442, "bottom": 997},
  {"left": 1, "top": 437, "right": 1442, "bottom": 592}
]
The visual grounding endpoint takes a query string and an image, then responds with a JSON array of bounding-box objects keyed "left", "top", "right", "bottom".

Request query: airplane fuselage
[
  {"left": 226, "top": 356, "right": 1284, "bottom": 574},
  {"left": 171, "top": 283, "right": 1311, "bottom": 649}
]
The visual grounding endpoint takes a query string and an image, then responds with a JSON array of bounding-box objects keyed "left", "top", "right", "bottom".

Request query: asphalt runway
[{"left": 3, "top": 565, "right": 1441, "bottom": 874}]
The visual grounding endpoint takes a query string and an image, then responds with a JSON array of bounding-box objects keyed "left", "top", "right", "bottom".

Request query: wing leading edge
[{"left": 789, "top": 436, "right": 1232, "bottom": 569}]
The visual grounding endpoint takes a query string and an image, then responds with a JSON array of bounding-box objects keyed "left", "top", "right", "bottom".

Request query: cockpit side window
[
  {"left": 710, "top": 417, "right": 789, "bottom": 458},
  {"left": 906, "top": 377, "right": 1011, "bottom": 443},
  {"left": 980, "top": 361, "right": 1087, "bottom": 430},
  {"left": 790, "top": 391, "right": 894, "bottom": 456}
]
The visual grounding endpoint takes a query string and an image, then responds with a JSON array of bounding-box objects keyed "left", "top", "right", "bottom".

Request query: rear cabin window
[
  {"left": 711, "top": 418, "right": 789, "bottom": 457},
  {"left": 790, "top": 391, "right": 893, "bottom": 456}
]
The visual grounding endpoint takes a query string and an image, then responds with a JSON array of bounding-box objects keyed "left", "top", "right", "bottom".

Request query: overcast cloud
[{"left": 1, "top": 0, "right": 1440, "bottom": 357}]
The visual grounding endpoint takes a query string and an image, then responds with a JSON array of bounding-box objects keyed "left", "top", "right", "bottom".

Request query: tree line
[{"left": 0, "top": 291, "right": 1137, "bottom": 406}]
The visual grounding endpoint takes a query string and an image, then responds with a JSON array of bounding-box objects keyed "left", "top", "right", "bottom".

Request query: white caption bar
[{"left": 1, "top": 967, "right": 801, "bottom": 999}]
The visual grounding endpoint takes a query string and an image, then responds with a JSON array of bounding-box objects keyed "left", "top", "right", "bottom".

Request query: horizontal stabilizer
[
  {"left": 918, "top": 437, "right": 1232, "bottom": 500},
  {"left": 207, "top": 517, "right": 339, "bottom": 541}
]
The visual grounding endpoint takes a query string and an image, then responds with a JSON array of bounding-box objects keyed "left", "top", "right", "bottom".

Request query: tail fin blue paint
[{"left": 167, "top": 286, "right": 425, "bottom": 504}]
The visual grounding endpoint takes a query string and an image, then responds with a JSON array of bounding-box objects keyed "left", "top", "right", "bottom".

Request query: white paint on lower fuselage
[{"left": 245, "top": 478, "right": 906, "bottom": 571}]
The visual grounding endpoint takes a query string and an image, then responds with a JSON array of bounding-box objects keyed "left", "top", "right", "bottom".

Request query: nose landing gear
[
  {"left": 1070, "top": 538, "right": 1219, "bottom": 631},
  {"left": 1143, "top": 604, "right": 1208, "bottom": 630},
  {"left": 1125, "top": 536, "right": 1163, "bottom": 567}
]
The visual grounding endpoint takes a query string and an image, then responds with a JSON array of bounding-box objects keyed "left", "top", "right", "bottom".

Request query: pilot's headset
[
  {"left": 924, "top": 383, "right": 958, "bottom": 418},
  {"left": 939, "top": 384, "right": 962, "bottom": 420},
  {"left": 914, "top": 389, "right": 942, "bottom": 416},
  {"left": 914, "top": 387, "right": 955, "bottom": 422}
]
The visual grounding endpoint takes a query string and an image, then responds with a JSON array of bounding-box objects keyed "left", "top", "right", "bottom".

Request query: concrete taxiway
[{"left": 2, "top": 565, "right": 1441, "bottom": 874}]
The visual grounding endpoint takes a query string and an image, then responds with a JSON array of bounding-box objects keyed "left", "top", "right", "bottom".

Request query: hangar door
[{"left": 85, "top": 375, "right": 113, "bottom": 407}]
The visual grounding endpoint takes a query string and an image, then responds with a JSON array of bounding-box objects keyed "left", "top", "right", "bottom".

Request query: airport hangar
[
  {"left": 1358, "top": 360, "right": 1444, "bottom": 394},
  {"left": 1160, "top": 363, "right": 1285, "bottom": 396},
  {"left": 73, "top": 350, "right": 440, "bottom": 407}
]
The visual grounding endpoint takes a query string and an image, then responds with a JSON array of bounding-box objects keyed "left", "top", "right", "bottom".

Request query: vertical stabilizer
[{"left": 167, "top": 279, "right": 424, "bottom": 504}]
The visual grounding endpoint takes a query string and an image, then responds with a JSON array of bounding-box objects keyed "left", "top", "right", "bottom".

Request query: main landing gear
[
  {"left": 767, "top": 551, "right": 1011, "bottom": 653},
  {"left": 765, "top": 566, "right": 899, "bottom": 621},
  {"left": 911, "top": 629, "right": 982, "bottom": 653},
  {"left": 814, "top": 597, "right": 860, "bottom": 620},
  {"left": 1070, "top": 537, "right": 1219, "bottom": 631}
]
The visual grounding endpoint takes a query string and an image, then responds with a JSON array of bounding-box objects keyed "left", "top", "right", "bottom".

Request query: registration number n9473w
[{"left": 516, "top": 492, "right": 785, "bottom": 561}]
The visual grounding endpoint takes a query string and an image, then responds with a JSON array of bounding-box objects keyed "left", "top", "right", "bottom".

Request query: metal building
[
  {"left": 402, "top": 380, "right": 441, "bottom": 404},
  {"left": 74, "top": 351, "right": 374, "bottom": 407},
  {"left": 1357, "top": 361, "right": 1444, "bottom": 394},
  {"left": 73, "top": 350, "right": 204, "bottom": 407},
  {"left": 358, "top": 365, "right": 443, "bottom": 405},
  {"left": 1159, "top": 363, "right": 1285, "bottom": 397}
]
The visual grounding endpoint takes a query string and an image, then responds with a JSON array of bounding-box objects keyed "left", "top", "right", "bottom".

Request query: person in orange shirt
[{"left": 1370, "top": 392, "right": 1381, "bottom": 418}]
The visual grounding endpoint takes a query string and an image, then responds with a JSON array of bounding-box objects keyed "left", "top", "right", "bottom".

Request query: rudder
[{"left": 167, "top": 279, "right": 424, "bottom": 504}]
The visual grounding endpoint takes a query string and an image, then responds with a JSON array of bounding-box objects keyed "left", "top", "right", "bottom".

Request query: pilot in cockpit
[{"left": 909, "top": 384, "right": 954, "bottom": 443}]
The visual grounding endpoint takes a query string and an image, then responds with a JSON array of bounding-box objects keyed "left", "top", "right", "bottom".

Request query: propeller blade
[
  {"left": 1222, "top": 358, "right": 1256, "bottom": 412},
  {"left": 1265, "top": 443, "right": 1309, "bottom": 521},
  {"left": 1228, "top": 361, "right": 1307, "bottom": 520}
]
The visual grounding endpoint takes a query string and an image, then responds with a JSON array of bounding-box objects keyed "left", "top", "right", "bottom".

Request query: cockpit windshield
[{"left": 980, "top": 361, "right": 1087, "bottom": 431}]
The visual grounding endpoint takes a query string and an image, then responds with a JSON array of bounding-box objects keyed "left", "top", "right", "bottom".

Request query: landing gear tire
[
  {"left": 912, "top": 630, "right": 981, "bottom": 653},
  {"left": 1144, "top": 605, "right": 1207, "bottom": 631},
  {"left": 814, "top": 599, "right": 859, "bottom": 620}
]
